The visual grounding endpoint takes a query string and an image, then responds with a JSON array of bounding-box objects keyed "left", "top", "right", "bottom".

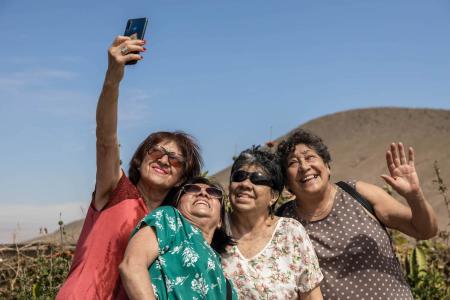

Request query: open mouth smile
[
  {"left": 193, "top": 199, "right": 210, "bottom": 208},
  {"left": 300, "top": 174, "right": 319, "bottom": 183}
]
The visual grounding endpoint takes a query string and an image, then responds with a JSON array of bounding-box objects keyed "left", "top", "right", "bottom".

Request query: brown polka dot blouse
[{"left": 279, "top": 181, "right": 413, "bottom": 300}]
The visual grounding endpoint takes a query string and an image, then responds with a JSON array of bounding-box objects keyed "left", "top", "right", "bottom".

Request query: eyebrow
[
  {"left": 289, "top": 149, "right": 312, "bottom": 158},
  {"left": 157, "top": 145, "right": 183, "bottom": 157}
]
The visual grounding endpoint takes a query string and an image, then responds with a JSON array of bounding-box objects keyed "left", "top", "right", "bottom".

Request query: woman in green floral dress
[{"left": 119, "top": 176, "right": 238, "bottom": 300}]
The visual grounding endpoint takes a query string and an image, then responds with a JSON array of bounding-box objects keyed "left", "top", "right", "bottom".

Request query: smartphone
[{"left": 124, "top": 18, "right": 148, "bottom": 65}]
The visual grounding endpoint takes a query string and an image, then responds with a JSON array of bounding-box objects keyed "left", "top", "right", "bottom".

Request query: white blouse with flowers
[{"left": 221, "top": 217, "right": 323, "bottom": 300}]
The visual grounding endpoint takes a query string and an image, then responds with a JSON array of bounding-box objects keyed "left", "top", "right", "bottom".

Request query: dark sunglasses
[
  {"left": 231, "top": 170, "right": 273, "bottom": 187},
  {"left": 182, "top": 184, "right": 224, "bottom": 201},
  {"left": 147, "top": 145, "right": 185, "bottom": 168}
]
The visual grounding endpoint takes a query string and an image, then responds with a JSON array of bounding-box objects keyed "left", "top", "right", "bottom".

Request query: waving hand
[{"left": 380, "top": 142, "right": 421, "bottom": 198}]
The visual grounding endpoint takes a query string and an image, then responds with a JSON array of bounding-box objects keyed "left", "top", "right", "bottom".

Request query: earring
[{"left": 268, "top": 205, "right": 274, "bottom": 220}]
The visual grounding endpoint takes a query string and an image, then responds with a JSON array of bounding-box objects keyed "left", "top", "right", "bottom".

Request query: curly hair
[{"left": 276, "top": 129, "right": 331, "bottom": 182}]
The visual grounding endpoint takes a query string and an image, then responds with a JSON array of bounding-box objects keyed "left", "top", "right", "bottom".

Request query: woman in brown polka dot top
[{"left": 276, "top": 129, "right": 438, "bottom": 300}]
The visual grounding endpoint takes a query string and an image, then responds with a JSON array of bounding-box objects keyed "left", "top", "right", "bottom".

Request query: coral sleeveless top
[{"left": 56, "top": 173, "right": 148, "bottom": 300}]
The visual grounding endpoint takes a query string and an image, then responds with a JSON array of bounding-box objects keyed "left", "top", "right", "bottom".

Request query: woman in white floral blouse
[{"left": 222, "top": 146, "right": 323, "bottom": 300}]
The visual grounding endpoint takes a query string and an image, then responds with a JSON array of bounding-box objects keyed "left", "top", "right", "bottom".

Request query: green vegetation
[
  {"left": 0, "top": 242, "right": 73, "bottom": 299},
  {"left": 390, "top": 160, "right": 450, "bottom": 299}
]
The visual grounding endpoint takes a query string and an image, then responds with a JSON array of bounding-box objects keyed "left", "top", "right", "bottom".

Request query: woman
[
  {"left": 222, "top": 146, "right": 323, "bottom": 300},
  {"left": 119, "top": 177, "right": 238, "bottom": 299},
  {"left": 57, "top": 36, "right": 202, "bottom": 300},
  {"left": 276, "top": 129, "right": 438, "bottom": 299}
]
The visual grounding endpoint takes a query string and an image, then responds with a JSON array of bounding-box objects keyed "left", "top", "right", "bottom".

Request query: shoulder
[
  {"left": 354, "top": 180, "right": 388, "bottom": 205},
  {"left": 143, "top": 206, "right": 180, "bottom": 222},
  {"left": 132, "top": 206, "right": 184, "bottom": 245},
  {"left": 94, "top": 171, "right": 143, "bottom": 211},
  {"left": 279, "top": 216, "right": 304, "bottom": 230},
  {"left": 276, "top": 217, "right": 308, "bottom": 240}
]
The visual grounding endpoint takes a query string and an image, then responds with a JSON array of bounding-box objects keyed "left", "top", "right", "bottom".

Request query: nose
[
  {"left": 235, "top": 177, "right": 253, "bottom": 189},
  {"left": 297, "top": 159, "right": 311, "bottom": 173},
  {"left": 196, "top": 187, "right": 213, "bottom": 200},
  {"left": 157, "top": 153, "right": 170, "bottom": 165}
]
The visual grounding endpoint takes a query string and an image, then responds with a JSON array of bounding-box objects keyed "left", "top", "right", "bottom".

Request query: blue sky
[{"left": 1, "top": 0, "right": 449, "bottom": 242}]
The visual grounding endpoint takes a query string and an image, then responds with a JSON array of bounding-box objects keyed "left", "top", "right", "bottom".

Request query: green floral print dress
[{"left": 131, "top": 206, "right": 238, "bottom": 300}]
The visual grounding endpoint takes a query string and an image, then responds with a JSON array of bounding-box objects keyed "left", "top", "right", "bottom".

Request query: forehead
[
  {"left": 192, "top": 183, "right": 211, "bottom": 189},
  {"left": 157, "top": 139, "right": 182, "bottom": 155},
  {"left": 237, "top": 163, "right": 266, "bottom": 174},
  {"left": 289, "top": 144, "right": 318, "bottom": 158}
]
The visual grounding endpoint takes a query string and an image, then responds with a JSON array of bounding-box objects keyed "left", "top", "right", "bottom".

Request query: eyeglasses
[
  {"left": 231, "top": 170, "right": 273, "bottom": 187},
  {"left": 147, "top": 145, "right": 185, "bottom": 168},
  {"left": 182, "top": 184, "right": 224, "bottom": 200}
]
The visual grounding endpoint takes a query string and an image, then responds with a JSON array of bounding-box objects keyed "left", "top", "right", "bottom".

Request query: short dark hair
[
  {"left": 128, "top": 131, "right": 203, "bottom": 202},
  {"left": 276, "top": 129, "right": 331, "bottom": 181},
  {"left": 175, "top": 176, "right": 235, "bottom": 254},
  {"left": 230, "top": 146, "right": 284, "bottom": 208}
]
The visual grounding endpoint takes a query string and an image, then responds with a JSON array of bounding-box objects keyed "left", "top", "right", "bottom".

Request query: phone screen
[{"left": 124, "top": 18, "right": 148, "bottom": 40}]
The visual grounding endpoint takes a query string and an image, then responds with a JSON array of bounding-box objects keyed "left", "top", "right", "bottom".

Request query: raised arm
[
  {"left": 357, "top": 142, "right": 438, "bottom": 240},
  {"left": 94, "top": 36, "right": 145, "bottom": 210},
  {"left": 119, "top": 226, "right": 158, "bottom": 300}
]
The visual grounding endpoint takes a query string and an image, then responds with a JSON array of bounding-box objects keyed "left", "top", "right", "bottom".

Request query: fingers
[
  {"left": 108, "top": 37, "right": 147, "bottom": 65},
  {"left": 385, "top": 150, "right": 396, "bottom": 175},
  {"left": 111, "top": 35, "right": 148, "bottom": 46},
  {"left": 398, "top": 142, "right": 407, "bottom": 164},
  {"left": 380, "top": 174, "right": 396, "bottom": 187},
  {"left": 112, "top": 35, "right": 131, "bottom": 46},
  {"left": 390, "top": 143, "right": 401, "bottom": 168},
  {"left": 408, "top": 146, "right": 415, "bottom": 166},
  {"left": 390, "top": 142, "right": 410, "bottom": 166},
  {"left": 120, "top": 43, "right": 146, "bottom": 55}
]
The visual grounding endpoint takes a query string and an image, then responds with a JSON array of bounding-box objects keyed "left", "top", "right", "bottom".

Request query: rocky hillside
[{"left": 35, "top": 107, "right": 450, "bottom": 244}]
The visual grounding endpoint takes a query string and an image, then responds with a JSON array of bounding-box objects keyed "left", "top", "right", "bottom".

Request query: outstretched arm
[
  {"left": 119, "top": 226, "right": 158, "bottom": 300},
  {"left": 94, "top": 36, "right": 146, "bottom": 210},
  {"left": 357, "top": 142, "right": 438, "bottom": 240}
]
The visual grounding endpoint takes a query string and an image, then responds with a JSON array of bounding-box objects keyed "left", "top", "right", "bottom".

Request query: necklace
[{"left": 295, "top": 185, "right": 337, "bottom": 222}]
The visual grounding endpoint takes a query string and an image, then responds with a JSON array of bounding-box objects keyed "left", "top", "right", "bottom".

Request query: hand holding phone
[{"left": 124, "top": 18, "right": 148, "bottom": 65}]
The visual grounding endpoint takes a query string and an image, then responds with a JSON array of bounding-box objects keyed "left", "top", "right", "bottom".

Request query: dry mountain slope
[
  {"left": 37, "top": 107, "right": 450, "bottom": 244},
  {"left": 212, "top": 107, "right": 450, "bottom": 231}
]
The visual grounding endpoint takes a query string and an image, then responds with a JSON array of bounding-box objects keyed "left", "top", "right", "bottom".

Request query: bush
[{"left": 0, "top": 242, "right": 73, "bottom": 299}]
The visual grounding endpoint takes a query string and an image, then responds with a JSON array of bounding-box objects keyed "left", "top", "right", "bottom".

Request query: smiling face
[
  {"left": 229, "top": 164, "right": 278, "bottom": 215},
  {"left": 138, "top": 139, "right": 185, "bottom": 191},
  {"left": 286, "top": 143, "right": 331, "bottom": 199},
  {"left": 177, "top": 183, "right": 223, "bottom": 230}
]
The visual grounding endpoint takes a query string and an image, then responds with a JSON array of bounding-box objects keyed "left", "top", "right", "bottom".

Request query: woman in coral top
[{"left": 56, "top": 35, "right": 202, "bottom": 300}]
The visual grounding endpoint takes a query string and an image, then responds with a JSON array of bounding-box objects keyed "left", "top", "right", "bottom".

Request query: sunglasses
[
  {"left": 181, "top": 184, "right": 224, "bottom": 201},
  {"left": 231, "top": 170, "right": 273, "bottom": 187},
  {"left": 147, "top": 145, "right": 185, "bottom": 168}
]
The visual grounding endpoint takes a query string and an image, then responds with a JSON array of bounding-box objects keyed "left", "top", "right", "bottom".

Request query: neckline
[
  {"left": 234, "top": 218, "right": 282, "bottom": 261},
  {"left": 294, "top": 185, "right": 342, "bottom": 224}
]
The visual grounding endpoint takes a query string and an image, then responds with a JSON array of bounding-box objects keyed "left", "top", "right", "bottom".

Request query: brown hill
[{"left": 35, "top": 107, "right": 450, "bottom": 244}]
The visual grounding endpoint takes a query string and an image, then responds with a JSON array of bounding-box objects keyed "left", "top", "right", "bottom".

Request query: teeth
[
  {"left": 301, "top": 175, "right": 318, "bottom": 183},
  {"left": 237, "top": 193, "right": 252, "bottom": 198},
  {"left": 194, "top": 200, "right": 210, "bottom": 208}
]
